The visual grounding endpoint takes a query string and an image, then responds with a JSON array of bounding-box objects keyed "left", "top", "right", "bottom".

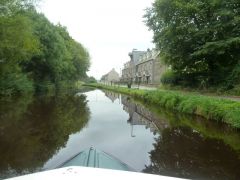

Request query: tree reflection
[
  {"left": 0, "top": 93, "right": 90, "bottom": 178},
  {"left": 143, "top": 127, "right": 240, "bottom": 179},
  {"left": 103, "top": 90, "right": 240, "bottom": 179}
]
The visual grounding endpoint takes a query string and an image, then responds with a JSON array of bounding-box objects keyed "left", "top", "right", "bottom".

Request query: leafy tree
[
  {"left": 144, "top": 0, "right": 240, "bottom": 88},
  {"left": 20, "top": 9, "right": 90, "bottom": 91},
  {"left": 85, "top": 76, "right": 97, "bottom": 83},
  {"left": 0, "top": 8, "right": 40, "bottom": 95},
  {"left": 0, "top": 0, "right": 90, "bottom": 95}
]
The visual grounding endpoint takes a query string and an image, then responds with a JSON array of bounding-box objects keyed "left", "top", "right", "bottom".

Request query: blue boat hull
[{"left": 57, "top": 147, "right": 134, "bottom": 171}]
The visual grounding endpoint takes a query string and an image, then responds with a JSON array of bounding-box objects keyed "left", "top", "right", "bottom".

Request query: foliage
[
  {"left": 84, "top": 76, "right": 97, "bottom": 83},
  {"left": 144, "top": 0, "right": 240, "bottom": 89},
  {"left": 0, "top": 0, "right": 90, "bottom": 96},
  {"left": 0, "top": 7, "right": 39, "bottom": 95},
  {"left": 226, "top": 85, "right": 240, "bottom": 96},
  {"left": 86, "top": 83, "right": 240, "bottom": 128},
  {"left": 160, "top": 70, "right": 178, "bottom": 85},
  {"left": 224, "top": 62, "right": 240, "bottom": 90}
]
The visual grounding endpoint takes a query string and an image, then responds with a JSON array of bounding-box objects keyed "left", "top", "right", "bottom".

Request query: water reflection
[
  {"left": 104, "top": 90, "right": 240, "bottom": 179},
  {"left": 122, "top": 96, "right": 164, "bottom": 135},
  {"left": 103, "top": 91, "right": 120, "bottom": 103},
  {"left": 143, "top": 127, "right": 240, "bottom": 179},
  {"left": 0, "top": 92, "right": 90, "bottom": 178},
  {"left": 1, "top": 89, "right": 240, "bottom": 179},
  {"left": 104, "top": 91, "right": 171, "bottom": 134}
]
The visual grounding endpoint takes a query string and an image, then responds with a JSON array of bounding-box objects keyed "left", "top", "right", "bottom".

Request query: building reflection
[
  {"left": 104, "top": 90, "right": 170, "bottom": 136},
  {"left": 122, "top": 96, "right": 157, "bottom": 135},
  {"left": 101, "top": 90, "right": 240, "bottom": 179},
  {"left": 104, "top": 91, "right": 120, "bottom": 103},
  {"left": 121, "top": 95, "right": 170, "bottom": 136}
]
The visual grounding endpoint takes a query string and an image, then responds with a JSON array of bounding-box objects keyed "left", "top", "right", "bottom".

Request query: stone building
[
  {"left": 136, "top": 49, "right": 166, "bottom": 84},
  {"left": 121, "top": 49, "right": 146, "bottom": 83},
  {"left": 121, "top": 49, "right": 166, "bottom": 85},
  {"left": 101, "top": 68, "right": 120, "bottom": 84}
]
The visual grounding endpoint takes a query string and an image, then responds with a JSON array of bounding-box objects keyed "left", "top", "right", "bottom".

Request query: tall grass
[{"left": 85, "top": 83, "right": 240, "bottom": 128}]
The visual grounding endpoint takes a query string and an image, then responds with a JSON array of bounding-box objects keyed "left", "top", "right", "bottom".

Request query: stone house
[
  {"left": 101, "top": 68, "right": 120, "bottom": 84},
  {"left": 121, "top": 49, "right": 146, "bottom": 83},
  {"left": 135, "top": 49, "right": 166, "bottom": 84},
  {"left": 121, "top": 49, "right": 166, "bottom": 85}
]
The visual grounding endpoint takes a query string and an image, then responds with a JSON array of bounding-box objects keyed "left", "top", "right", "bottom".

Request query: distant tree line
[
  {"left": 145, "top": 0, "right": 240, "bottom": 93},
  {"left": 0, "top": 0, "right": 90, "bottom": 96}
]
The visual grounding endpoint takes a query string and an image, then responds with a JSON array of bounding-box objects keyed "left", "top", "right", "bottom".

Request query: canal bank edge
[{"left": 84, "top": 83, "right": 240, "bottom": 129}]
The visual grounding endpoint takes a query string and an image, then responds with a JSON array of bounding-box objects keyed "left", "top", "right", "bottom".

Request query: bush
[
  {"left": 222, "top": 63, "right": 240, "bottom": 90},
  {"left": 0, "top": 72, "right": 34, "bottom": 96},
  {"left": 226, "top": 85, "right": 240, "bottom": 96},
  {"left": 160, "top": 70, "right": 178, "bottom": 85},
  {"left": 84, "top": 76, "right": 97, "bottom": 83}
]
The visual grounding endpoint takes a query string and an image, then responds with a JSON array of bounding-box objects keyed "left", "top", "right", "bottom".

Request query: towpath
[{"left": 115, "top": 84, "right": 240, "bottom": 102}]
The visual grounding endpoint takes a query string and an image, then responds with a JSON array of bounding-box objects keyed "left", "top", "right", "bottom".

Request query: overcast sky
[{"left": 40, "top": 0, "right": 154, "bottom": 79}]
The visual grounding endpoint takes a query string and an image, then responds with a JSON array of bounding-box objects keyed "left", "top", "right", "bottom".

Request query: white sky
[{"left": 39, "top": 0, "right": 154, "bottom": 79}]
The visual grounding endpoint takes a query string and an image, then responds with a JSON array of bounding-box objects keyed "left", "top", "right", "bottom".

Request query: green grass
[{"left": 85, "top": 83, "right": 240, "bottom": 128}]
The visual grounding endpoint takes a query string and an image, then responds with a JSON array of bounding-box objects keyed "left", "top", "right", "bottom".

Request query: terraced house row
[{"left": 121, "top": 49, "right": 166, "bottom": 85}]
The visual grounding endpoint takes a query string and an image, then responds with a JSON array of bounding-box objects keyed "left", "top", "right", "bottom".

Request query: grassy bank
[
  {"left": 85, "top": 83, "right": 240, "bottom": 128},
  {"left": 143, "top": 102, "right": 240, "bottom": 152},
  {"left": 160, "top": 84, "right": 240, "bottom": 97}
]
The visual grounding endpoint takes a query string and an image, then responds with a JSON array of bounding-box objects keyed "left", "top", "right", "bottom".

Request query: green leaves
[
  {"left": 0, "top": 15, "right": 39, "bottom": 63},
  {"left": 145, "top": 0, "right": 240, "bottom": 88},
  {"left": 0, "top": 2, "right": 90, "bottom": 96}
]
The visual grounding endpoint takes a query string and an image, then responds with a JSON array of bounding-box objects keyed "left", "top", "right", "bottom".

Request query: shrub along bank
[{"left": 85, "top": 84, "right": 240, "bottom": 129}]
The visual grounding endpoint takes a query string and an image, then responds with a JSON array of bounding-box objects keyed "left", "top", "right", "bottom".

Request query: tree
[
  {"left": 21, "top": 10, "right": 90, "bottom": 90},
  {"left": 144, "top": 0, "right": 240, "bottom": 88},
  {"left": 0, "top": 9, "right": 40, "bottom": 95},
  {"left": 0, "top": 1, "right": 90, "bottom": 95}
]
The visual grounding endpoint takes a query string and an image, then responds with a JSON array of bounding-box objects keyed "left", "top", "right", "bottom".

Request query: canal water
[{"left": 0, "top": 88, "right": 240, "bottom": 179}]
